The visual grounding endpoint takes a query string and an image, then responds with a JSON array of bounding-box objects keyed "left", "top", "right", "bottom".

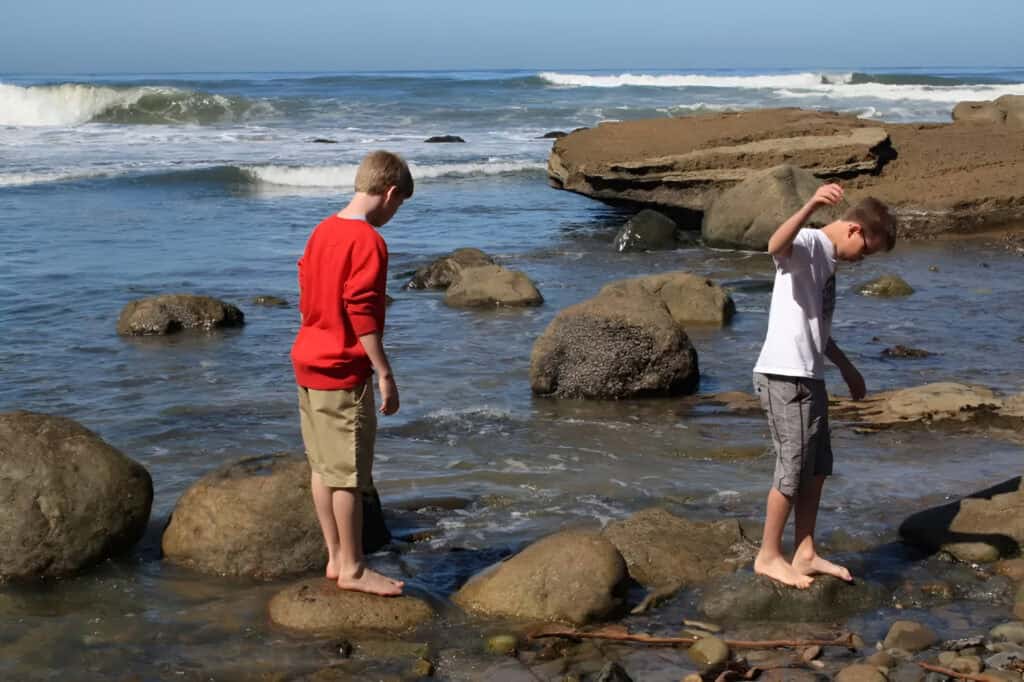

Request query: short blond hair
[
  {"left": 354, "top": 150, "right": 414, "bottom": 198},
  {"left": 843, "top": 196, "right": 897, "bottom": 252}
]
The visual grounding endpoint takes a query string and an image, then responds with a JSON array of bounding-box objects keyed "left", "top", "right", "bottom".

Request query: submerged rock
[
  {"left": 453, "top": 530, "right": 628, "bottom": 625},
  {"left": 881, "top": 345, "right": 932, "bottom": 358},
  {"left": 251, "top": 295, "right": 288, "bottom": 307},
  {"left": 117, "top": 294, "right": 244, "bottom": 335},
  {"left": 540, "top": 131, "right": 567, "bottom": 139},
  {"left": 883, "top": 620, "right": 938, "bottom": 652},
  {"left": 899, "top": 477, "right": 1024, "bottom": 563},
  {"left": 613, "top": 209, "right": 679, "bottom": 252},
  {"left": 702, "top": 165, "right": 848, "bottom": 251},
  {"left": 835, "top": 664, "right": 888, "bottom": 682},
  {"left": 0, "top": 411, "right": 153, "bottom": 580},
  {"left": 858, "top": 275, "right": 914, "bottom": 297},
  {"left": 701, "top": 573, "right": 887, "bottom": 622},
  {"left": 269, "top": 578, "right": 434, "bottom": 634},
  {"left": 602, "top": 508, "right": 755, "bottom": 588},
  {"left": 424, "top": 135, "right": 465, "bottom": 143},
  {"left": 162, "top": 454, "right": 390, "bottom": 578},
  {"left": 405, "top": 248, "right": 496, "bottom": 290},
  {"left": 444, "top": 264, "right": 543, "bottom": 308},
  {"left": 688, "top": 636, "right": 730, "bottom": 667}
]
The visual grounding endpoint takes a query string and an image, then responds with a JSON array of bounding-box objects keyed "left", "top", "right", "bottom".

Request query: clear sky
[{"left": 3, "top": 0, "right": 1022, "bottom": 73}]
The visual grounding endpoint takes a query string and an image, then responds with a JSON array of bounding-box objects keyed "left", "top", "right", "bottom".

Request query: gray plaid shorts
[{"left": 753, "top": 372, "right": 833, "bottom": 497}]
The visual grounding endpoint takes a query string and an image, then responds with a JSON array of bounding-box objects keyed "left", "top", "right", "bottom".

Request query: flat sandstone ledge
[{"left": 548, "top": 108, "right": 1024, "bottom": 238}]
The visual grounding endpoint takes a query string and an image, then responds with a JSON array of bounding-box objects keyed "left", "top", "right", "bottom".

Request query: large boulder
[
  {"left": 0, "top": 411, "right": 153, "bottom": 580},
  {"left": 599, "top": 272, "right": 735, "bottom": 326},
  {"left": 530, "top": 282, "right": 700, "bottom": 399},
  {"left": 952, "top": 101, "right": 1007, "bottom": 125},
  {"left": 453, "top": 530, "right": 629, "bottom": 625},
  {"left": 444, "top": 265, "right": 543, "bottom": 308},
  {"left": 269, "top": 578, "right": 434, "bottom": 634},
  {"left": 162, "top": 454, "right": 390, "bottom": 578},
  {"left": 613, "top": 210, "right": 679, "bottom": 252},
  {"left": 999, "top": 94, "right": 1024, "bottom": 127},
  {"left": 899, "top": 477, "right": 1024, "bottom": 562},
  {"left": 602, "top": 509, "right": 756, "bottom": 588},
  {"left": 701, "top": 573, "right": 887, "bottom": 622},
  {"left": 702, "top": 165, "right": 848, "bottom": 250},
  {"left": 117, "top": 294, "right": 244, "bottom": 335},
  {"left": 405, "top": 248, "right": 495, "bottom": 289}
]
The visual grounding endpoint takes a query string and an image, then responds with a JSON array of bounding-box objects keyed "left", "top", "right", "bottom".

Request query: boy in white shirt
[{"left": 752, "top": 184, "right": 897, "bottom": 588}]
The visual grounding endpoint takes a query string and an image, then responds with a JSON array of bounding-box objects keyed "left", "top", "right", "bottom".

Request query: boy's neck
[
  {"left": 338, "top": 193, "right": 381, "bottom": 223},
  {"left": 820, "top": 220, "right": 848, "bottom": 247}
]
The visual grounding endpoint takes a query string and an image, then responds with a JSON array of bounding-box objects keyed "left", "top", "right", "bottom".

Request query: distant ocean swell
[{"left": 0, "top": 161, "right": 547, "bottom": 189}]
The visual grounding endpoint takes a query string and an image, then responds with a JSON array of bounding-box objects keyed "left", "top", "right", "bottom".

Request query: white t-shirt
[{"left": 754, "top": 228, "right": 837, "bottom": 380}]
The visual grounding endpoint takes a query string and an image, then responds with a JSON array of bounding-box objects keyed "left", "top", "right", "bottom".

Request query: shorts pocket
[{"left": 785, "top": 378, "right": 811, "bottom": 405}]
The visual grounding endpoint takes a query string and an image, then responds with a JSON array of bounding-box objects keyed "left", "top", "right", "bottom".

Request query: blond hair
[
  {"left": 843, "top": 196, "right": 897, "bottom": 252},
  {"left": 354, "top": 150, "right": 414, "bottom": 198}
]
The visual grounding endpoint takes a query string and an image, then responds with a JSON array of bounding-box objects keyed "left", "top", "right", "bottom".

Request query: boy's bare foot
[
  {"left": 792, "top": 553, "right": 853, "bottom": 582},
  {"left": 325, "top": 559, "right": 338, "bottom": 581},
  {"left": 336, "top": 566, "right": 405, "bottom": 597},
  {"left": 754, "top": 554, "right": 814, "bottom": 589}
]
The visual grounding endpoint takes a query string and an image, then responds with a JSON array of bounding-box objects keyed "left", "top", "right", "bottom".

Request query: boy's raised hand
[{"left": 811, "top": 183, "right": 844, "bottom": 208}]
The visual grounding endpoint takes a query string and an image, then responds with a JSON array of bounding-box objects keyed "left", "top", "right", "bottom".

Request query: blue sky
[{"left": 3, "top": 0, "right": 1022, "bottom": 73}]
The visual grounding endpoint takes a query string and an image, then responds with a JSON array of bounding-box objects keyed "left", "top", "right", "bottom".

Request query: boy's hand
[
  {"left": 379, "top": 374, "right": 400, "bottom": 415},
  {"left": 842, "top": 365, "right": 866, "bottom": 401},
  {"left": 809, "top": 183, "right": 844, "bottom": 209}
]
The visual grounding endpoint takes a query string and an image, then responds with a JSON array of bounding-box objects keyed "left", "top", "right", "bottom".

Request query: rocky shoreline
[{"left": 548, "top": 100, "right": 1024, "bottom": 240}]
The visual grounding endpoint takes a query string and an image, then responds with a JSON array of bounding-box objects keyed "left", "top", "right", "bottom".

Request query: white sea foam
[
  {"left": 0, "top": 169, "right": 111, "bottom": 187},
  {"left": 0, "top": 83, "right": 168, "bottom": 126},
  {"left": 539, "top": 71, "right": 853, "bottom": 89},
  {"left": 241, "top": 161, "right": 545, "bottom": 188},
  {"left": 775, "top": 82, "right": 1024, "bottom": 102}
]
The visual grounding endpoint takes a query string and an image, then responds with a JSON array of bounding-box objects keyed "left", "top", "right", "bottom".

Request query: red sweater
[{"left": 291, "top": 216, "right": 388, "bottom": 390}]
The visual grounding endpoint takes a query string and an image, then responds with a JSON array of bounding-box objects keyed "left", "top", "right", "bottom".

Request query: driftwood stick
[
  {"left": 527, "top": 624, "right": 857, "bottom": 650},
  {"left": 916, "top": 662, "right": 991, "bottom": 681}
]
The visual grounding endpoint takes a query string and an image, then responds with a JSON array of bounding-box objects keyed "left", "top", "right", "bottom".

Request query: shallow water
[{"left": 2, "top": 168, "right": 1023, "bottom": 679}]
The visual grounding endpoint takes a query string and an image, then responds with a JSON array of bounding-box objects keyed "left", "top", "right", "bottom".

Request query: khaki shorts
[
  {"left": 297, "top": 380, "right": 377, "bottom": 490},
  {"left": 753, "top": 372, "right": 833, "bottom": 497}
]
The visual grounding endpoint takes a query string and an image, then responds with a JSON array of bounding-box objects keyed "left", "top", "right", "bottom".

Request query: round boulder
[
  {"left": 117, "top": 294, "right": 244, "bottom": 335},
  {"left": 0, "top": 411, "right": 153, "bottom": 580},
  {"left": 899, "top": 477, "right": 1023, "bottom": 563},
  {"left": 599, "top": 272, "right": 735, "bottom": 326},
  {"left": 453, "top": 530, "right": 628, "bottom": 625},
  {"left": 613, "top": 209, "right": 679, "bottom": 252},
  {"left": 444, "top": 265, "right": 543, "bottom": 308},
  {"left": 858, "top": 275, "right": 914, "bottom": 297},
  {"left": 882, "top": 620, "right": 938, "bottom": 652},
  {"left": 701, "top": 573, "right": 886, "bottom": 622},
  {"left": 405, "top": 248, "right": 496, "bottom": 290},
  {"left": 702, "top": 165, "right": 848, "bottom": 251},
  {"left": 602, "top": 508, "right": 754, "bottom": 588},
  {"left": 162, "top": 454, "right": 390, "bottom": 578},
  {"left": 269, "top": 578, "right": 434, "bottom": 634},
  {"left": 953, "top": 100, "right": 1006, "bottom": 125},
  {"left": 530, "top": 282, "right": 700, "bottom": 399},
  {"left": 835, "top": 664, "right": 888, "bottom": 682}
]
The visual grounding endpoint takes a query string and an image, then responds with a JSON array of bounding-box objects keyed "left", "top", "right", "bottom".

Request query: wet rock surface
[
  {"left": 269, "top": 578, "right": 434, "bottom": 634},
  {"left": 701, "top": 573, "right": 887, "bottom": 622},
  {"left": 405, "top": 248, "right": 496, "bottom": 290},
  {"left": 444, "top": 265, "right": 543, "bottom": 308},
  {"left": 613, "top": 209, "right": 679, "bottom": 252},
  {"left": 117, "top": 293, "right": 245, "bottom": 335},
  {"left": 0, "top": 411, "right": 153, "bottom": 580}
]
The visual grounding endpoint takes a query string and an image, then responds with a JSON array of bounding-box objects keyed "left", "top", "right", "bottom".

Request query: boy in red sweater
[{"left": 291, "top": 151, "right": 413, "bottom": 596}]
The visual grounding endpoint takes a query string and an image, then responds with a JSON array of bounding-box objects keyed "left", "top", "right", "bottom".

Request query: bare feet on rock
[
  {"left": 336, "top": 566, "right": 405, "bottom": 597},
  {"left": 792, "top": 553, "right": 853, "bottom": 582},
  {"left": 754, "top": 553, "right": 814, "bottom": 589}
]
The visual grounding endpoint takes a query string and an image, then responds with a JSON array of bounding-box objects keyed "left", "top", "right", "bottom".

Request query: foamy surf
[
  {"left": 0, "top": 82, "right": 264, "bottom": 126},
  {"left": 538, "top": 71, "right": 854, "bottom": 89},
  {"left": 241, "top": 161, "right": 545, "bottom": 188}
]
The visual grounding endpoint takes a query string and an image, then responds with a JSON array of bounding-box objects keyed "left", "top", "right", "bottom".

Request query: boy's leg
[
  {"left": 754, "top": 486, "right": 813, "bottom": 588},
  {"left": 792, "top": 475, "right": 852, "bottom": 581},
  {"left": 790, "top": 380, "right": 852, "bottom": 581},
  {"left": 310, "top": 470, "right": 341, "bottom": 578},
  {"left": 752, "top": 373, "right": 814, "bottom": 588}
]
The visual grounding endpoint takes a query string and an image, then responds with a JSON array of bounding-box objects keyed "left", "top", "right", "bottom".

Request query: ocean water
[{"left": 2, "top": 68, "right": 1024, "bottom": 679}]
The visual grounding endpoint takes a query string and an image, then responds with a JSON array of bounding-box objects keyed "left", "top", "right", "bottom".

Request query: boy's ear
[{"left": 384, "top": 185, "right": 399, "bottom": 205}]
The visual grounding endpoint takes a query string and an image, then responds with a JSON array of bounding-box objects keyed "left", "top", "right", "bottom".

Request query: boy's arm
[
  {"left": 767, "top": 183, "right": 845, "bottom": 259},
  {"left": 358, "top": 332, "right": 399, "bottom": 415},
  {"left": 825, "top": 337, "right": 866, "bottom": 400}
]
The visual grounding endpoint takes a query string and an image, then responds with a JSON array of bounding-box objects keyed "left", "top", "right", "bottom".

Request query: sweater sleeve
[{"left": 342, "top": 235, "right": 387, "bottom": 337}]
